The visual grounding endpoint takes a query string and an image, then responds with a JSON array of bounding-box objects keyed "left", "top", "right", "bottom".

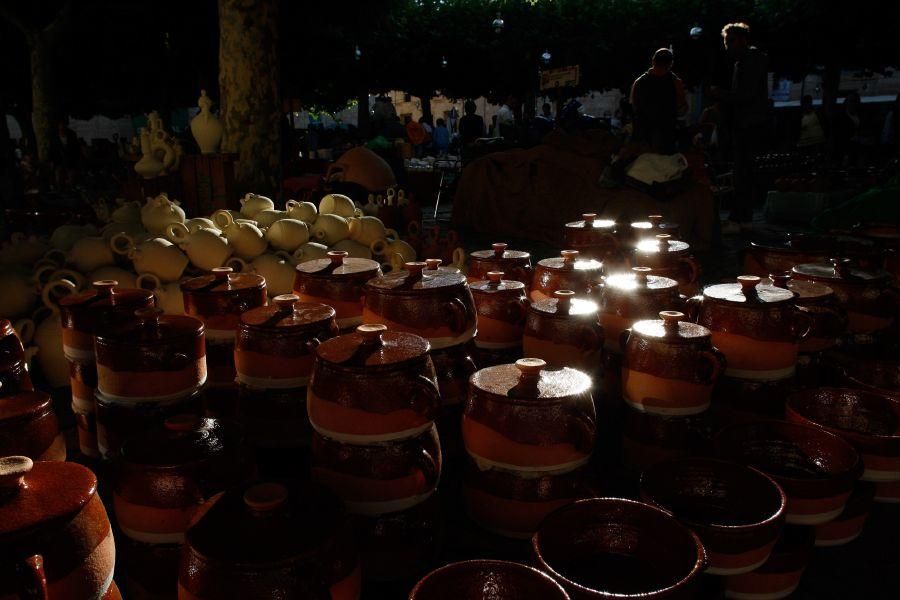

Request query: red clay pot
[
  {"left": 410, "top": 560, "right": 570, "bottom": 600},
  {"left": 632, "top": 235, "right": 701, "bottom": 296},
  {"left": 813, "top": 482, "right": 875, "bottom": 546},
  {"left": 715, "top": 420, "right": 862, "bottom": 525},
  {"left": 724, "top": 525, "right": 815, "bottom": 600},
  {"left": 0, "top": 319, "right": 33, "bottom": 396},
  {"left": 236, "top": 383, "right": 313, "bottom": 450},
  {"left": 828, "top": 352, "right": 900, "bottom": 399},
  {"left": 0, "top": 456, "right": 118, "bottom": 599},
  {"left": 178, "top": 481, "right": 360, "bottom": 599},
  {"left": 740, "top": 234, "right": 878, "bottom": 278},
  {"left": 522, "top": 290, "right": 604, "bottom": 371},
  {"left": 470, "top": 271, "right": 528, "bottom": 350},
  {"left": 294, "top": 250, "right": 382, "bottom": 331},
  {"left": 532, "top": 497, "right": 707, "bottom": 599},
  {"left": 563, "top": 214, "right": 624, "bottom": 266},
  {"left": 597, "top": 267, "right": 682, "bottom": 354},
  {"left": 467, "top": 243, "right": 534, "bottom": 289},
  {"left": 0, "top": 391, "right": 65, "bottom": 462},
  {"left": 625, "top": 214, "right": 680, "bottom": 247},
  {"left": 622, "top": 311, "right": 724, "bottom": 416},
  {"left": 531, "top": 250, "right": 604, "bottom": 303},
  {"left": 768, "top": 272, "right": 847, "bottom": 354},
  {"left": 621, "top": 409, "right": 714, "bottom": 478},
  {"left": 688, "top": 276, "right": 810, "bottom": 382},
  {"left": 641, "top": 458, "right": 787, "bottom": 576},
  {"left": 235, "top": 294, "right": 338, "bottom": 388}
]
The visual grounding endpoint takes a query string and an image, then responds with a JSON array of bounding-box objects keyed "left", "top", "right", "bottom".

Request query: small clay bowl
[
  {"left": 786, "top": 387, "right": 900, "bottom": 483},
  {"left": 724, "top": 525, "right": 815, "bottom": 600},
  {"left": 410, "top": 560, "right": 570, "bottom": 600},
  {"left": 814, "top": 482, "right": 875, "bottom": 547},
  {"left": 532, "top": 498, "right": 706, "bottom": 599},
  {"left": 715, "top": 421, "right": 862, "bottom": 525},
  {"left": 640, "top": 458, "right": 786, "bottom": 576}
]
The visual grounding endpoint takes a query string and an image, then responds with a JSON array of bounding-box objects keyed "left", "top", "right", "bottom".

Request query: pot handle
[
  {"left": 166, "top": 222, "right": 190, "bottom": 244},
  {"left": 16, "top": 555, "right": 48, "bottom": 600},
  {"left": 413, "top": 374, "right": 442, "bottom": 414},
  {"left": 41, "top": 278, "right": 76, "bottom": 313},
  {"left": 285, "top": 199, "right": 299, "bottom": 211},
  {"left": 445, "top": 297, "right": 471, "bottom": 334},
  {"left": 226, "top": 257, "right": 249, "bottom": 273},
  {"left": 32, "top": 264, "right": 57, "bottom": 290},
  {"left": 792, "top": 306, "right": 814, "bottom": 341},
  {"left": 136, "top": 272, "right": 162, "bottom": 292},
  {"left": 212, "top": 209, "right": 234, "bottom": 229},
  {"left": 699, "top": 348, "right": 727, "bottom": 384},
  {"left": 370, "top": 238, "right": 388, "bottom": 257},
  {"left": 303, "top": 337, "right": 321, "bottom": 353},
  {"left": 678, "top": 256, "right": 701, "bottom": 285},
  {"left": 618, "top": 328, "right": 632, "bottom": 354},
  {"left": 14, "top": 319, "right": 36, "bottom": 345},
  {"left": 451, "top": 247, "right": 466, "bottom": 270},
  {"left": 50, "top": 268, "right": 86, "bottom": 291},
  {"left": 110, "top": 232, "right": 136, "bottom": 257},
  {"left": 384, "top": 228, "right": 399, "bottom": 242},
  {"left": 42, "top": 248, "right": 67, "bottom": 266},
  {"left": 408, "top": 221, "right": 421, "bottom": 238},
  {"left": 273, "top": 250, "right": 296, "bottom": 265},
  {"left": 683, "top": 295, "right": 703, "bottom": 322}
]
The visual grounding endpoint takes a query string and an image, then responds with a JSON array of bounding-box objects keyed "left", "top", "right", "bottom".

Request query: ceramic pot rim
[
  {"left": 410, "top": 559, "right": 569, "bottom": 599},
  {"left": 786, "top": 387, "right": 900, "bottom": 442}
]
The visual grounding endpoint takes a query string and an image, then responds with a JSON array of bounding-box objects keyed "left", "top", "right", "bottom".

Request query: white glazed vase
[
  {"left": 190, "top": 90, "right": 224, "bottom": 154},
  {"left": 167, "top": 223, "right": 233, "bottom": 272}
]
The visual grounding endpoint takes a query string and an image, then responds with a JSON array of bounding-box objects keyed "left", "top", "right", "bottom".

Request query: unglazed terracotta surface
[
  {"left": 294, "top": 250, "right": 382, "bottom": 330},
  {"left": 632, "top": 235, "right": 700, "bottom": 296},
  {"left": 530, "top": 250, "right": 604, "bottom": 302},
  {"left": 563, "top": 214, "right": 624, "bottom": 265},
  {"left": 470, "top": 271, "right": 528, "bottom": 349},
  {"left": 0, "top": 391, "right": 66, "bottom": 462},
  {"left": 597, "top": 267, "right": 682, "bottom": 354},
  {"left": 467, "top": 243, "right": 534, "bottom": 288},
  {"left": 522, "top": 291, "right": 604, "bottom": 371}
]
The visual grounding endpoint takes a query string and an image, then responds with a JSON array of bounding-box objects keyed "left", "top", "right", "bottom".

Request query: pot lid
[
  {"left": 632, "top": 311, "right": 710, "bottom": 343},
  {"left": 0, "top": 391, "right": 53, "bottom": 425},
  {"left": 120, "top": 415, "right": 238, "bottom": 468},
  {"left": 750, "top": 233, "right": 832, "bottom": 253},
  {"left": 315, "top": 324, "right": 429, "bottom": 369},
  {"left": 471, "top": 358, "right": 591, "bottom": 401},
  {"left": 95, "top": 307, "right": 204, "bottom": 344},
  {"left": 530, "top": 290, "right": 598, "bottom": 318},
  {"left": 631, "top": 214, "right": 678, "bottom": 232},
  {"left": 240, "top": 295, "right": 336, "bottom": 332},
  {"left": 295, "top": 251, "right": 380, "bottom": 279},
  {"left": 792, "top": 259, "right": 890, "bottom": 284},
  {"left": 183, "top": 479, "right": 348, "bottom": 568},
  {"left": 470, "top": 271, "right": 526, "bottom": 294},
  {"left": 366, "top": 261, "right": 467, "bottom": 294},
  {"left": 0, "top": 457, "right": 96, "bottom": 540},
  {"left": 564, "top": 213, "right": 617, "bottom": 230},
  {"left": 181, "top": 267, "right": 266, "bottom": 295},
  {"left": 59, "top": 279, "right": 154, "bottom": 311},
  {"left": 702, "top": 275, "right": 795, "bottom": 305},
  {"left": 470, "top": 242, "right": 530, "bottom": 261},
  {"left": 768, "top": 272, "right": 833, "bottom": 300},
  {"left": 424, "top": 258, "right": 461, "bottom": 275},
  {"left": 604, "top": 267, "right": 678, "bottom": 295},
  {"left": 536, "top": 250, "right": 603, "bottom": 273},
  {"left": 634, "top": 234, "right": 690, "bottom": 255}
]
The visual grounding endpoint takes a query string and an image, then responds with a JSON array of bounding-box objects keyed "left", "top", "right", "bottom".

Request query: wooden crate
[{"left": 181, "top": 153, "right": 239, "bottom": 215}]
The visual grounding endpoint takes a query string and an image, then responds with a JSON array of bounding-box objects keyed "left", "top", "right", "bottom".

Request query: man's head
[
  {"left": 542, "top": 103, "right": 552, "bottom": 116},
  {"left": 651, "top": 48, "right": 673, "bottom": 72},
  {"left": 721, "top": 22, "right": 751, "bottom": 54},
  {"left": 464, "top": 100, "right": 477, "bottom": 115}
]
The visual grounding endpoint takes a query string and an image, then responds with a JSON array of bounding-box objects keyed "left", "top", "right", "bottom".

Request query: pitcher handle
[
  {"left": 14, "top": 319, "right": 36, "bottom": 345},
  {"left": 226, "top": 257, "right": 249, "bottom": 273},
  {"left": 213, "top": 209, "right": 234, "bottom": 229},
  {"left": 166, "top": 222, "right": 190, "bottom": 244},
  {"left": 110, "top": 232, "right": 136, "bottom": 256},
  {"left": 699, "top": 348, "right": 727, "bottom": 384},
  {"left": 136, "top": 272, "right": 162, "bottom": 292},
  {"left": 16, "top": 555, "right": 49, "bottom": 600},
  {"left": 41, "top": 278, "right": 76, "bottom": 313}
]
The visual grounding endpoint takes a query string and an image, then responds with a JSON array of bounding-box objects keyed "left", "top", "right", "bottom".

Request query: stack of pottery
[
  {"left": 563, "top": 213, "right": 624, "bottom": 267},
  {"left": 411, "top": 560, "right": 569, "bottom": 600},
  {"left": 57, "top": 280, "right": 155, "bottom": 457},
  {"left": 0, "top": 318, "right": 34, "bottom": 396},
  {"left": 522, "top": 290, "right": 604, "bottom": 373},
  {"left": 0, "top": 391, "right": 65, "bottom": 461},
  {"left": 462, "top": 358, "right": 596, "bottom": 538},
  {"left": 308, "top": 324, "right": 442, "bottom": 581},
  {"left": 235, "top": 294, "right": 338, "bottom": 452},
  {"left": 632, "top": 234, "right": 701, "bottom": 296},
  {"left": 93, "top": 308, "right": 207, "bottom": 459},
  {"left": 530, "top": 250, "right": 604, "bottom": 302},
  {"left": 294, "top": 250, "right": 382, "bottom": 332},
  {"left": 623, "top": 214, "right": 680, "bottom": 247},
  {"left": 469, "top": 271, "right": 528, "bottom": 366},
  {"left": 740, "top": 234, "right": 878, "bottom": 279},
  {"left": 180, "top": 267, "right": 266, "bottom": 416},
  {"left": 466, "top": 243, "right": 534, "bottom": 289}
]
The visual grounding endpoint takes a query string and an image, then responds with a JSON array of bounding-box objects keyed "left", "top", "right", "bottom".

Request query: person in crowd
[
  {"left": 432, "top": 118, "right": 450, "bottom": 155},
  {"left": 534, "top": 102, "right": 555, "bottom": 138},
  {"left": 797, "top": 94, "right": 825, "bottom": 154},
  {"left": 459, "top": 100, "right": 485, "bottom": 145},
  {"left": 629, "top": 48, "right": 687, "bottom": 154},
  {"left": 489, "top": 114, "right": 499, "bottom": 137},
  {"left": 405, "top": 115, "right": 427, "bottom": 157},
  {"left": 712, "top": 22, "right": 769, "bottom": 228},
  {"left": 834, "top": 91, "right": 868, "bottom": 166},
  {"left": 419, "top": 116, "right": 433, "bottom": 155},
  {"left": 496, "top": 95, "right": 518, "bottom": 139},
  {"left": 881, "top": 93, "right": 900, "bottom": 155}
]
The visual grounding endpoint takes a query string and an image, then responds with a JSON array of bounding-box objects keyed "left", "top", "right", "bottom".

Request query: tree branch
[
  {"left": 0, "top": 4, "right": 32, "bottom": 37},
  {"left": 44, "top": 0, "right": 74, "bottom": 37}
]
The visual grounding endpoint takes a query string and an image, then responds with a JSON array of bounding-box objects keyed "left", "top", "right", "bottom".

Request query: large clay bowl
[
  {"left": 723, "top": 525, "right": 815, "bottom": 600},
  {"left": 410, "top": 560, "right": 570, "bottom": 600}
]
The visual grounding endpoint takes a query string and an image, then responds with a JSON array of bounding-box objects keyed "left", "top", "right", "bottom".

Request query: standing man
[
  {"left": 629, "top": 48, "right": 687, "bottom": 154},
  {"left": 713, "top": 22, "right": 769, "bottom": 228}
]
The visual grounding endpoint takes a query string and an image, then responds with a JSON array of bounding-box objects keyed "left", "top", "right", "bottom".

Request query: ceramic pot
[
  {"left": 308, "top": 324, "right": 440, "bottom": 443},
  {"left": 265, "top": 218, "right": 309, "bottom": 252},
  {"left": 768, "top": 272, "right": 847, "bottom": 354},
  {"left": 0, "top": 233, "right": 49, "bottom": 266},
  {"left": 111, "top": 200, "right": 142, "bottom": 224},
  {"left": 622, "top": 311, "right": 724, "bottom": 415},
  {"left": 236, "top": 384, "right": 314, "bottom": 450},
  {"left": 786, "top": 387, "right": 900, "bottom": 485},
  {"left": 190, "top": 89, "right": 223, "bottom": 153},
  {"left": 532, "top": 498, "right": 706, "bottom": 600},
  {"left": 236, "top": 294, "right": 337, "bottom": 389},
  {"left": 632, "top": 235, "right": 700, "bottom": 296},
  {"left": 50, "top": 223, "right": 98, "bottom": 252},
  {"left": 363, "top": 261, "right": 477, "bottom": 350},
  {"left": 136, "top": 273, "right": 185, "bottom": 315},
  {"left": 813, "top": 482, "right": 875, "bottom": 546},
  {"left": 640, "top": 458, "right": 787, "bottom": 576},
  {"left": 141, "top": 193, "right": 186, "bottom": 235},
  {"left": 411, "top": 560, "right": 570, "bottom": 600},
  {"left": 688, "top": 276, "right": 810, "bottom": 382},
  {"left": 530, "top": 250, "right": 604, "bottom": 302},
  {"left": 724, "top": 525, "right": 814, "bottom": 600},
  {"left": 331, "top": 239, "right": 374, "bottom": 260},
  {"left": 100, "top": 220, "right": 147, "bottom": 244},
  {"left": 522, "top": 290, "right": 603, "bottom": 371},
  {"left": 111, "top": 234, "right": 188, "bottom": 282},
  {"left": 186, "top": 217, "right": 219, "bottom": 232},
  {"left": 90, "top": 266, "right": 138, "bottom": 289},
  {"left": 33, "top": 280, "right": 76, "bottom": 389},
  {"left": 740, "top": 234, "right": 878, "bottom": 278},
  {"left": 715, "top": 421, "right": 862, "bottom": 525},
  {"left": 0, "top": 269, "right": 38, "bottom": 319},
  {"left": 239, "top": 193, "right": 275, "bottom": 219},
  {"left": 0, "top": 319, "right": 33, "bottom": 397},
  {"left": 312, "top": 214, "right": 351, "bottom": 246},
  {"left": 0, "top": 391, "right": 65, "bottom": 461},
  {"left": 69, "top": 236, "right": 116, "bottom": 273},
  {"left": 166, "top": 223, "right": 233, "bottom": 272},
  {"left": 113, "top": 415, "right": 249, "bottom": 545},
  {"left": 212, "top": 210, "right": 267, "bottom": 260},
  {"left": 467, "top": 243, "right": 534, "bottom": 288},
  {"left": 293, "top": 241, "right": 330, "bottom": 264},
  {"left": 791, "top": 259, "right": 895, "bottom": 336},
  {"left": 326, "top": 145, "right": 396, "bottom": 192},
  {"left": 346, "top": 215, "right": 386, "bottom": 248},
  {"left": 621, "top": 409, "right": 714, "bottom": 478},
  {"left": 230, "top": 252, "right": 297, "bottom": 297},
  {"left": 625, "top": 214, "right": 680, "bottom": 247},
  {"left": 319, "top": 193, "right": 359, "bottom": 218},
  {"left": 178, "top": 481, "right": 361, "bottom": 599},
  {"left": 0, "top": 457, "right": 118, "bottom": 599},
  {"left": 253, "top": 209, "right": 287, "bottom": 228},
  {"left": 429, "top": 340, "right": 478, "bottom": 415},
  {"left": 285, "top": 199, "right": 318, "bottom": 223},
  {"left": 470, "top": 272, "right": 528, "bottom": 350},
  {"left": 563, "top": 214, "right": 624, "bottom": 265},
  {"left": 372, "top": 236, "right": 416, "bottom": 269},
  {"left": 294, "top": 251, "right": 382, "bottom": 330},
  {"left": 828, "top": 352, "right": 900, "bottom": 399}
]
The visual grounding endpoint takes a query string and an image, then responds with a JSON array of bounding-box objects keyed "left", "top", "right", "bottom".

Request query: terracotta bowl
[
  {"left": 724, "top": 525, "right": 815, "bottom": 600},
  {"left": 410, "top": 560, "right": 570, "bottom": 600},
  {"left": 715, "top": 420, "right": 862, "bottom": 525},
  {"left": 640, "top": 458, "right": 786, "bottom": 576},
  {"left": 814, "top": 482, "right": 875, "bottom": 546},
  {"left": 786, "top": 387, "right": 900, "bottom": 484},
  {"left": 829, "top": 352, "right": 900, "bottom": 399},
  {"left": 532, "top": 498, "right": 706, "bottom": 599}
]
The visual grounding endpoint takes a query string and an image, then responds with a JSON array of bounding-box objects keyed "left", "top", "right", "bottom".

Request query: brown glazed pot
[
  {"left": 597, "top": 267, "right": 682, "bottom": 354},
  {"left": 640, "top": 458, "right": 787, "bottom": 576},
  {"left": 0, "top": 319, "right": 33, "bottom": 396},
  {"left": 236, "top": 384, "right": 313, "bottom": 450},
  {"left": 724, "top": 525, "right": 815, "bottom": 600},
  {"left": 410, "top": 560, "right": 570, "bottom": 600},
  {"left": 621, "top": 409, "right": 715, "bottom": 478},
  {"left": 531, "top": 250, "right": 604, "bottom": 303},
  {"left": 814, "top": 482, "right": 875, "bottom": 547},
  {"left": 308, "top": 324, "right": 440, "bottom": 443},
  {"left": 828, "top": 352, "right": 900, "bottom": 399},
  {"left": 786, "top": 387, "right": 900, "bottom": 485},
  {"left": 94, "top": 308, "right": 206, "bottom": 400},
  {"left": 563, "top": 214, "right": 624, "bottom": 266},
  {"left": 688, "top": 276, "right": 810, "bottom": 382},
  {"left": 467, "top": 243, "right": 534, "bottom": 288},
  {"left": 178, "top": 481, "right": 361, "bottom": 599},
  {"left": 768, "top": 271, "right": 847, "bottom": 354},
  {"left": 235, "top": 294, "right": 338, "bottom": 388},
  {"left": 522, "top": 290, "right": 604, "bottom": 371},
  {"left": 622, "top": 311, "right": 724, "bottom": 416},
  {"left": 739, "top": 234, "right": 878, "bottom": 278},
  {"left": 791, "top": 259, "right": 895, "bottom": 336},
  {"left": 470, "top": 271, "right": 528, "bottom": 350},
  {"left": 363, "top": 261, "right": 477, "bottom": 350},
  {"left": 0, "top": 456, "right": 119, "bottom": 599},
  {"left": 294, "top": 250, "right": 382, "bottom": 331},
  {"left": 626, "top": 214, "right": 680, "bottom": 247},
  {"left": 715, "top": 421, "right": 862, "bottom": 525},
  {"left": 0, "top": 391, "right": 65, "bottom": 462},
  {"left": 532, "top": 498, "right": 706, "bottom": 600},
  {"left": 113, "top": 415, "right": 250, "bottom": 546},
  {"left": 632, "top": 235, "right": 701, "bottom": 296}
]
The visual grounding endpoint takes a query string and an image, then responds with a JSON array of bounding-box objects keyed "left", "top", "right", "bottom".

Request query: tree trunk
[
  {"left": 30, "top": 36, "right": 56, "bottom": 165},
  {"left": 218, "top": 0, "right": 281, "bottom": 197}
]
